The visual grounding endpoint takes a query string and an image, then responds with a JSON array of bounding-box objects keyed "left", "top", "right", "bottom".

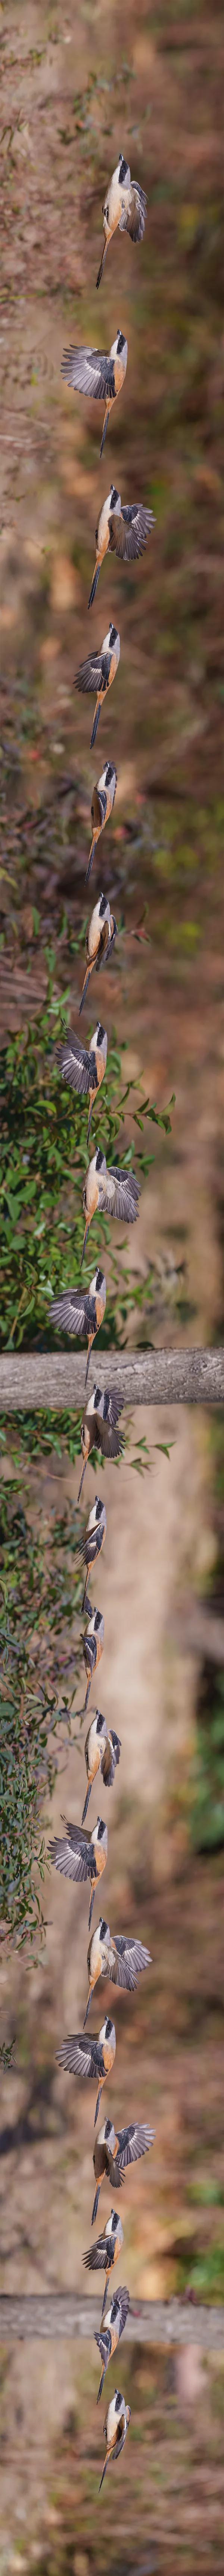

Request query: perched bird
[
  {"left": 50, "top": 1269, "right": 106, "bottom": 1390},
  {"left": 95, "top": 2284, "right": 130, "bottom": 2401},
  {"left": 99, "top": 2390, "right": 131, "bottom": 2491},
  {"left": 79, "top": 896, "right": 117, "bottom": 1019},
  {"left": 81, "top": 1146, "right": 140, "bottom": 1263},
  {"left": 55, "top": 1022, "right": 108, "bottom": 1145},
  {"left": 49, "top": 1815, "right": 108, "bottom": 1933},
  {"left": 91, "top": 2114, "right": 154, "bottom": 2224},
  {"left": 56, "top": 2013, "right": 116, "bottom": 2127},
  {"left": 82, "top": 1603, "right": 105, "bottom": 1718},
  {"left": 96, "top": 148, "right": 147, "bottom": 289},
  {"left": 61, "top": 331, "right": 127, "bottom": 459},
  {"left": 88, "top": 485, "right": 154, "bottom": 609},
  {"left": 84, "top": 2208, "right": 124, "bottom": 2317},
  {"left": 81, "top": 1497, "right": 107, "bottom": 1614},
  {"left": 75, "top": 624, "right": 120, "bottom": 751},
  {"left": 83, "top": 1916, "right": 151, "bottom": 2027},
  {"left": 82, "top": 1708, "right": 121, "bottom": 1821},
  {"left": 77, "top": 1383, "right": 124, "bottom": 1504},
  {"left": 86, "top": 762, "right": 117, "bottom": 885}
]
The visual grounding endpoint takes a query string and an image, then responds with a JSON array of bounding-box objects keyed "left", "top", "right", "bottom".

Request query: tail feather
[
  {"left": 91, "top": 2181, "right": 100, "bottom": 2225},
  {"left": 96, "top": 240, "right": 108, "bottom": 291},
  {"left": 97, "top": 2363, "right": 106, "bottom": 2403},
  {"left": 77, "top": 1458, "right": 86, "bottom": 1504},
  {"left": 94, "top": 2079, "right": 102, "bottom": 2126},
  {"left": 100, "top": 410, "right": 109, "bottom": 459},
  {"left": 90, "top": 700, "right": 101, "bottom": 751},
  {"left": 101, "top": 2275, "right": 109, "bottom": 2319},
  {"left": 99, "top": 2452, "right": 109, "bottom": 2491},
  {"left": 88, "top": 563, "right": 100, "bottom": 611},
  {"left": 88, "top": 1883, "right": 95, "bottom": 1930},
  {"left": 87, "top": 1097, "right": 93, "bottom": 1145},
  {"left": 79, "top": 966, "right": 91, "bottom": 1017},
  {"left": 84, "top": 1337, "right": 93, "bottom": 1387},
  {"left": 85, "top": 838, "right": 96, "bottom": 886},
  {"left": 83, "top": 1990, "right": 91, "bottom": 2028},
  {"left": 82, "top": 1780, "right": 91, "bottom": 1822}
]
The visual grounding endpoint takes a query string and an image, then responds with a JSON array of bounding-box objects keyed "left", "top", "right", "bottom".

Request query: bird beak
[
  {"left": 81, "top": 1221, "right": 90, "bottom": 1267},
  {"left": 88, "top": 1884, "right": 95, "bottom": 1932},
  {"left": 84, "top": 1337, "right": 92, "bottom": 1386},
  {"left": 77, "top": 1458, "right": 87, "bottom": 1503}
]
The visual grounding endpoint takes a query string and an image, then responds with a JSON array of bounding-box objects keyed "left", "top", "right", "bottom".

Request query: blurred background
[{"left": 0, "top": 0, "right": 224, "bottom": 2569}]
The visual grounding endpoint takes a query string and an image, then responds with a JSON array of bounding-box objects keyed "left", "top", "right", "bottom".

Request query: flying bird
[
  {"left": 95, "top": 2284, "right": 130, "bottom": 2402},
  {"left": 75, "top": 623, "right": 120, "bottom": 751},
  {"left": 88, "top": 485, "right": 154, "bottom": 609},
  {"left": 99, "top": 2391, "right": 131, "bottom": 2492},
  {"left": 81, "top": 1146, "right": 140, "bottom": 1262},
  {"left": 82, "top": 1708, "right": 121, "bottom": 1820},
  {"left": 79, "top": 896, "right": 117, "bottom": 1018},
  {"left": 56, "top": 2013, "right": 116, "bottom": 2127},
  {"left": 50, "top": 1269, "right": 106, "bottom": 1389},
  {"left": 96, "top": 147, "right": 147, "bottom": 289},
  {"left": 55, "top": 1022, "right": 108, "bottom": 1145},
  {"left": 49, "top": 1815, "right": 108, "bottom": 1933},
  {"left": 82, "top": 1602, "right": 105, "bottom": 1717},
  {"left": 61, "top": 330, "right": 127, "bottom": 458},
  {"left": 86, "top": 761, "right": 117, "bottom": 884},
  {"left": 83, "top": 1916, "right": 151, "bottom": 2026},
  {"left": 83, "top": 2207, "right": 124, "bottom": 2316},
  {"left": 81, "top": 1496, "right": 107, "bottom": 1614},
  {"left": 91, "top": 2114, "right": 154, "bottom": 2224},
  {"left": 77, "top": 1383, "right": 124, "bottom": 1504}
]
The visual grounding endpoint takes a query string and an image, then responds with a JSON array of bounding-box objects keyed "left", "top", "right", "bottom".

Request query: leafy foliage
[
  {"left": 191, "top": 1671, "right": 224, "bottom": 1853},
  {"left": 0, "top": 1472, "right": 84, "bottom": 1947}
]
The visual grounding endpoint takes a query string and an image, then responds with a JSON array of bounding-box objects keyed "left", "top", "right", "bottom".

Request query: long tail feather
[
  {"left": 96, "top": 240, "right": 108, "bottom": 290},
  {"left": 79, "top": 966, "right": 91, "bottom": 1017},
  {"left": 85, "top": 839, "right": 96, "bottom": 885},
  {"left": 97, "top": 2363, "right": 106, "bottom": 2403},
  {"left": 88, "top": 1883, "right": 95, "bottom": 1931},
  {"left": 81, "top": 1221, "right": 90, "bottom": 1267},
  {"left": 82, "top": 1779, "right": 91, "bottom": 1822},
  {"left": 91, "top": 2181, "right": 100, "bottom": 2225},
  {"left": 99, "top": 2452, "right": 109, "bottom": 2491},
  {"left": 90, "top": 700, "right": 101, "bottom": 751},
  {"left": 101, "top": 2275, "right": 109, "bottom": 2320},
  {"left": 81, "top": 1568, "right": 90, "bottom": 1614},
  {"left": 77, "top": 1458, "right": 87, "bottom": 1504},
  {"left": 88, "top": 563, "right": 100, "bottom": 611},
  {"left": 100, "top": 410, "right": 109, "bottom": 460},
  {"left": 84, "top": 1335, "right": 93, "bottom": 1387},
  {"left": 83, "top": 1990, "right": 91, "bottom": 2028},
  {"left": 87, "top": 1096, "right": 93, "bottom": 1143},
  {"left": 94, "top": 2080, "right": 102, "bottom": 2126}
]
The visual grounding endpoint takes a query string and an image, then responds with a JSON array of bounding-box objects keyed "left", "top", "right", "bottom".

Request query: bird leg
[
  {"left": 88, "top": 562, "right": 100, "bottom": 610},
  {"left": 91, "top": 2181, "right": 100, "bottom": 2225},
  {"left": 100, "top": 408, "right": 109, "bottom": 458},
  {"left": 96, "top": 239, "right": 108, "bottom": 290},
  {"left": 90, "top": 699, "right": 101, "bottom": 751}
]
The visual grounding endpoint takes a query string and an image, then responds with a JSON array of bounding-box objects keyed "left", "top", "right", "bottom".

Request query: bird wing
[
  {"left": 84, "top": 1632, "right": 97, "bottom": 1676},
  {"left": 56, "top": 2033, "right": 104, "bottom": 2078},
  {"left": 50, "top": 1294, "right": 95, "bottom": 1338},
  {"left": 117, "top": 2121, "right": 153, "bottom": 2168},
  {"left": 94, "top": 1416, "right": 124, "bottom": 1461},
  {"left": 108, "top": 2151, "right": 123, "bottom": 2190},
  {"left": 106, "top": 1934, "right": 150, "bottom": 1989},
  {"left": 104, "top": 1391, "right": 124, "bottom": 1426},
  {"left": 48, "top": 1824, "right": 93, "bottom": 1882},
  {"left": 55, "top": 1038, "right": 94, "bottom": 1096},
  {"left": 115, "top": 2285, "right": 130, "bottom": 2329},
  {"left": 119, "top": 181, "right": 147, "bottom": 241},
  {"left": 91, "top": 784, "right": 107, "bottom": 831},
  {"left": 101, "top": 1731, "right": 121, "bottom": 1787},
  {"left": 83, "top": 2236, "right": 111, "bottom": 2271},
  {"left": 75, "top": 656, "right": 104, "bottom": 696},
  {"left": 61, "top": 347, "right": 116, "bottom": 401},
  {"left": 95, "top": 2323, "right": 111, "bottom": 2362},
  {"left": 109, "top": 503, "right": 153, "bottom": 562},
  {"left": 98, "top": 1167, "right": 139, "bottom": 1221}
]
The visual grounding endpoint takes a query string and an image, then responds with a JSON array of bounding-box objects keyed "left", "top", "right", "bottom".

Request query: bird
[
  {"left": 96, "top": 148, "right": 147, "bottom": 289},
  {"left": 79, "top": 897, "right": 117, "bottom": 1018},
  {"left": 82, "top": 1602, "right": 105, "bottom": 1717},
  {"left": 88, "top": 486, "right": 154, "bottom": 609},
  {"left": 81, "top": 1147, "right": 140, "bottom": 1263},
  {"left": 56, "top": 2013, "right": 116, "bottom": 2128},
  {"left": 54, "top": 1022, "right": 108, "bottom": 1145},
  {"left": 81, "top": 1496, "right": 107, "bottom": 1614},
  {"left": 49, "top": 1815, "right": 108, "bottom": 1933},
  {"left": 95, "top": 2284, "right": 130, "bottom": 2402},
  {"left": 91, "top": 2114, "right": 154, "bottom": 2224},
  {"left": 83, "top": 1917, "right": 151, "bottom": 2027},
  {"left": 75, "top": 624, "right": 120, "bottom": 751},
  {"left": 83, "top": 2207, "right": 124, "bottom": 2317},
  {"left": 61, "top": 331, "right": 128, "bottom": 459},
  {"left": 86, "top": 761, "right": 117, "bottom": 885},
  {"left": 99, "top": 2389, "right": 131, "bottom": 2490},
  {"left": 49, "top": 1269, "right": 106, "bottom": 1389},
  {"left": 77, "top": 1383, "right": 124, "bottom": 1504},
  {"left": 82, "top": 1707, "right": 121, "bottom": 1820}
]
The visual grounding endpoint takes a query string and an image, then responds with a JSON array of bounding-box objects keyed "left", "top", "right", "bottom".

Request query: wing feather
[
  {"left": 101, "top": 1731, "right": 121, "bottom": 1787},
  {"left": 95, "top": 1418, "right": 124, "bottom": 1460},
  {"left": 119, "top": 183, "right": 147, "bottom": 242},
  {"left": 56, "top": 2034, "right": 104, "bottom": 2078},
  {"left": 106, "top": 1934, "right": 150, "bottom": 1989},
  {"left": 109, "top": 504, "right": 153, "bottom": 562},
  {"left": 75, "top": 656, "right": 103, "bottom": 696},
  {"left": 55, "top": 1038, "right": 92, "bottom": 1096},
  {"left": 117, "top": 2123, "right": 154, "bottom": 2167},
  {"left": 83, "top": 2237, "right": 111, "bottom": 2271},
  {"left": 61, "top": 347, "right": 115, "bottom": 401},
  {"left": 98, "top": 1168, "right": 139, "bottom": 1221},
  {"left": 50, "top": 1294, "right": 94, "bottom": 1338}
]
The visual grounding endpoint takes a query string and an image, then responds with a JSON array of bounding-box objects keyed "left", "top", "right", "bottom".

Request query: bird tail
[
  {"left": 88, "top": 1883, "right": 95, "bottom": 1931},
  {"left": 78, "top": 965, "right": 91, "bottom": 1017},
  {"left": 77, "top": 1457, "right": 87, "bottom": 1504},
  {"left": 96, "top": 2362, "right": 106, "bottom": 2403},
  {"left": 81, "top": 1220, "right": 90, "bottom": 1268},
  {"left": 82, "top": 1780, "right": 91, "bottom": 1823},
  {"left": 99, "top": 2451, "right": 109, "bottom": 2492},
  {"left": 91, "top": 2181, "right": 100, "bottom": 2225},
  {"left": 100, "top": 2275, "right": 108, "bottom": 2320},
  {"left": 81, "top": 1567, "right": 90, "bottom": 1614},
  {"left": 85, "top": 838, "right": 97, "bottom": 886},
  {"left": 88, "top": 563, "right": 100, "bottom": 611},
  {"left": 86, "top": 1096, "right": 93, "bottom": 1145},
  {"left": 83, "top": 1990, "right": 91, "bottom": 2029},
  {"left": 94, "top": 2080, "right": 102, "bottom": 2127},
  {"left": 84, "top": 1336, "right": 93, "bottom": 1387},
  {"left": 96, "top": 239, "right": 108, "bottom": 290},
  {"left": 90, "top": 700, "right": 101, "bottom": 751},
  {"left": 100, "top": 409, "right": 109, "bottom": 459}
]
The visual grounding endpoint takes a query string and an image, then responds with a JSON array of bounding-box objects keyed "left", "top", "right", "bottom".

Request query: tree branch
[
  {"left": 1, "top": 2294, "right": 223, "bottom": 2349},
  {"left": 0, "top": 1349, "right": 223, "bottom": 1412}
]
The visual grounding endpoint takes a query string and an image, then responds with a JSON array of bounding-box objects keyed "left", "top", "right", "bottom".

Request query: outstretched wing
[
  {"left": 95, "top": 1415, "right": 124, "bottom": 1461},
  {"left": 98, "top": 1167, "right": 139, "bottom": 1221},
  {"left": 91, "top": 784, "right": 107, "bottom": 832},
  {"left": 109, "top": 503, "right": 153, "bottom": 562},
  {"left": 106, "top": 1933, "right": 150, "bottom": 1989},
  {"left": 75, "top": 655, "right": 104, "bottom": 696},
  {"left": 117, "top": 2122, "right": 154, "bottom": 2169},
  {"left": 83, "top": 2235, "right": 111, "bottom": 2271},
  {"left": 115, "top": 2284, "right": 130, "bottom": 2330},
  {"left": 101, "top": 1730, "right": 121, "bottom": 1787},
  {"left": 119, "top": 181, "right": 147, "bottom": 243},
  {"left": 48, "top": 1822, "right": 93, "bottom": 1882},
  {"left": 50, "top": 1293, "right": 94, "bottom": 1338},
  {"left": 56, "top": 2032, "right": 104, "bottom": 2079},
  {"left": 61, "top": 346, "right": 116, "bottom": 401},
  {"left": 55, "top": 1036, "right": 94, "bottom": 1097}
]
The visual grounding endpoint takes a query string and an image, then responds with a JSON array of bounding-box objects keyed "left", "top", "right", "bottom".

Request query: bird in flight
[
  {"left": 79, "top": 896, "right": 117, "bottom": 1017},
  {"left": 91, "top": 2114, "right": 154, "bottom": 2224},
  {"left": 77, "top": 1383, "right": 124, "bottom": 1503},
  {"left": 75, "top": 623, "right": 120, "bottom": 751},
  {"left": 49, "top": 1814, "right": 108, "bottom": 1933},
  {"left": 99, "top": 2389, "right": 131, "bottom": 2490},
  {"left": 83, "top": 1916, "right": 151, "bottom": 2026},
  {"left": 61, "top": 330, "right": 128, "bottom": 458},
  {"left": 81, "top": 1146, "right": 140, "bottom": 1263},
  {"left": 82, "top": 1707, "right": 121, "bottom": 1820},
  {"left": 82, "top": 1601, "right": 105, "bottom": 1717},
  {"left": 95, "top": 2284, "right": 130, "bottom": 2403},
  {"left": 50, "top": 1268, "right": 106, "bottom": 1389},
  {"left": 56, "top": 2013, "right": 116, "bottom": 2127},
  {"left": 96, "top": 149, "right": 147, "bottom": 289},
  {"left": 81, "top": 1497, "right": 107, "bottom": 1614},
  {"left": 83, "top": 2207, "right": 124, "bottom": 2315},
  {"left": 86, "top": 761, "right": 117, "bottom": 885},
  {"left": 54, "top": 1022, "right": 108, "bottom": 1146},
  {"left": 88, "top": 485, "right": 154, "bottom": 610}
]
